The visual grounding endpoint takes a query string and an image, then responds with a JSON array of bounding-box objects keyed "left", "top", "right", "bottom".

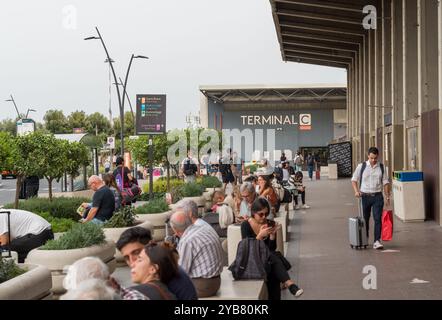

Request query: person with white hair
[
  {"left": 174, "top": 199, "right": 218, "bottom": 237},
  {"left": 60, "top": 279, "right": 120, "bottom": 300},
  {"left": 80, "top": 175, "right": 115, "bottom": 225},
  {"left": 237, "top": 182, "right": 258, "bottom": 221},
  {"left": 62, "top": 256, "right": 148, "bottom": 300}
]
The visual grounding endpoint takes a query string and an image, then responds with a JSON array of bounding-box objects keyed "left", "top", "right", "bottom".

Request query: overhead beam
[
  {"left": 279, "top": 22, "right": 366, "bottom": 37},
  {"left": 281, "top": 30, "right": 362, "bottom": 45},
  {"left": 284, "top": 44, "right": 355, "bottom": 59},
  {"left": 282, "top": 39, "right": 358, "bottom": 52},
  {"left": 273, "top": 0, "right": 365, "bottom": 13},
  {"left": 276, "top": 9, "right": 362, "bottom": 26},
  {"left": 286, "top": 56, "right": 349, "bottom": 69},
  {"left": 285, "top": 51, "right": 353, "bottom": 64}
]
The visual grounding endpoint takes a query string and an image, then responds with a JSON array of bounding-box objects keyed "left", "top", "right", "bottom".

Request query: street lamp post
[
  {"left": 85, "top": 27, "right": 124, "bottom": 156},
  {"left": 5, "top": 95, "right": 21, "bottom": 119},
  {"left": 25, "top": 108, "right": 36, "bottom": 119}
]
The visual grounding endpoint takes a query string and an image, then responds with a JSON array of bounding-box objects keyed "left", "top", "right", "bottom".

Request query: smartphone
[{"left": 267, "top": 220, "right": 275, "bottom": 228}]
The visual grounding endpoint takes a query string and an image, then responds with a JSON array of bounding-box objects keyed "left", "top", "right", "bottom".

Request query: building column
[{"left": 419, "top": 0, "right": 441, "bottom": 223}]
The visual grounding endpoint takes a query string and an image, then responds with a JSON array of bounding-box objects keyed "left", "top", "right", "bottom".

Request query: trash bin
[
  {"left": 392, "top": 171, "right": 425, "bottom": 222},
  {"left": 327, "top": 161, "right": 338, "bottom": 180}
]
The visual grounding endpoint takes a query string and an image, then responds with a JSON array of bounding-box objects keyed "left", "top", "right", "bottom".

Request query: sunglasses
[{"left": 254, "top": 210, "right": 268, "bottom": 218}]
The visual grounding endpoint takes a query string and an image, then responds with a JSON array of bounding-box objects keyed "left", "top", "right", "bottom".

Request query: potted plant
[
  {"left": 176, "top": 182, "right": 205, "bottom": 208},
  {"left": 0, "top": 257, "right": 52, "bottom": 300},
  {"left": 135, "top": 198, "right": 172, "bottom": 241},
  {"left": 102, "top": 206, "right": 153, "bottom": 263},
  {"left": 25, "top": 223, "right": 116, "bottom": 295}
]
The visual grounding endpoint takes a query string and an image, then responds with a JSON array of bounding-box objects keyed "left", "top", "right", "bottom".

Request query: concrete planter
[
  {"left": 136, "top": 211, "right": 171, "bottom": 242},
  {"left": 103, "top": 220, "right": 153, "bottom": 262},
  {"left": 0, "top": 264, "right": 52, "bottom": 300},
  {"left": 25, "top": 241, "right": 116, "bottom": 295},
  {"left": 168, "top": 196, "right": 205, "bottom": 211}
]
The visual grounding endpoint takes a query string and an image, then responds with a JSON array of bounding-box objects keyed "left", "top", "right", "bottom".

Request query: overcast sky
[{"left": 0, "top": 0, "right": 346, "bottom": 128}]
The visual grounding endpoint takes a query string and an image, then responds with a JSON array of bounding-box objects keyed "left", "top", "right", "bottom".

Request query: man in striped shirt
[{"left": 170, "top": 210, "right": 224, "bottom": 298}]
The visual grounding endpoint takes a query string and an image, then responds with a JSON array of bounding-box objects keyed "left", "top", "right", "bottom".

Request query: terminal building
[
  {"left": 267, "top": 0, "right": 442, "bottom": 224},
  {"left": 199, "top": 84, "right": 347, "bottom": 164}
]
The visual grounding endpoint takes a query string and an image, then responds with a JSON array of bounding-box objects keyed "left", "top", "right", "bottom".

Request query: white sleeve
[
  {"left": 351, "top": 164, "right": 362, "bottom": 183},
  {"left": 0, "top": 214, "right": 9, "bottom": 236}
]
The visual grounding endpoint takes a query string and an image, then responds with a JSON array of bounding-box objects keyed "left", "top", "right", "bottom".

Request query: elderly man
[
  {"left": 62, "top": 256, "right": 147, "bottom": 300},
  {"left": 81, "top": 175, "right": 115, "bottom": 225},
  {"left": 170, "top": 210, "right": 224, "bottom": 298},
  {"left": 236, "top": 182, "right": 258, "bottom": 221},
  {"left": 60, "top": 279, "right": 120, "bottom": 300},
  {"left": 175, "top": 199, "right": 218, "bottom": 234}
]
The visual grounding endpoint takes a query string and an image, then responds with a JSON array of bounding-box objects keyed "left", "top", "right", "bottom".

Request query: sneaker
[
  {"left": 373, "top": 241, "right": 384, "bottom": 250},
  {"left": 294, "top": 205, "right": 300, "bottom": 210},
  {"left": 288, "top": 284, "right": 304, "bottom": 297},
  {"left": 301, "top": 204, "right": 310, "bottom": 209}
]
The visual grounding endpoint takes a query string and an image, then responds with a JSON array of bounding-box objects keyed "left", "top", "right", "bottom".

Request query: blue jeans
[
  {"left": 361, "top": 193, "right": 384, "bottom": 242},
  {"left": 307, "top": 166, "right": 314, "bottom": 179},
  {"left": 91, "top": 218, "right": 105, "bottom": 226}
]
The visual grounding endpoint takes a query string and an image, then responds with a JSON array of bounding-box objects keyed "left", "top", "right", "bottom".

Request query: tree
[
  {"left": 11, "top": 132, "right": 47, "bottom": 207},
  {"left": 0, "top": 119, "right": 17, "bottom": 136},
  {"left": 67, "top": 110, "right": 88, "bottom": 132},
  {"left": 86, "top": 112, "right": 111, "bottom": 136},
  {"left": 44, "top": 109, "right": 69, "bottom": 134},
  {"left": 113, "top": 111, "right": 135, "bottom": 138},
  {"left": 0, "top": 132, "right": 15, "bottom": 172},
  {"left": 64, "top": 141, "right": 90, "bottom": 182}
]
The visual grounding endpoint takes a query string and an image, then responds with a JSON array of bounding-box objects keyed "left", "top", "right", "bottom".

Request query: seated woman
[
  {"left": 289, "top": 171, "right": 310, "bottom": 210},
  {"left": 102, "top": 173, "right": 122, "bottom": 211},
  {"left": 240, "top": 198, "right": 303, "bottom": 300},
  {"left": 129, "top": 241, "right": 178, "bottom": 300},
  {"left": 257, "top": 174, "right": 280, "bottom": 215},
  {"left": 202, "top": 191, "right": 235, "bottom": 238}
]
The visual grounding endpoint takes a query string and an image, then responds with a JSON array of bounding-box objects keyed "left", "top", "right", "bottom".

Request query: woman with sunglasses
[
  {"left": 130, "top": 241, "right": 178, "bottom": 300},
  {"left": 240, "top": 197, "right": 303, "bottom": 300}
]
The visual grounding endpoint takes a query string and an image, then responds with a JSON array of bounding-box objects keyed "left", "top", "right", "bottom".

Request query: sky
[{"left": 0, "top": 0, "right": 346, "bottom": 129}]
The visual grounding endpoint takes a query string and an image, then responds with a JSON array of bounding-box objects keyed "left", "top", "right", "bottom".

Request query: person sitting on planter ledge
[
  {"left": 80, "top": 175, "right": 115, "bottom": 225},
  {"left": 0, "top": 209, "right": 54, "bottom": 263},
  {"left": 170, "top": 210, "right": 224, "bottom": 298},
  {"left": 116, "top": 227, "right": 198, "bottom": 300}
]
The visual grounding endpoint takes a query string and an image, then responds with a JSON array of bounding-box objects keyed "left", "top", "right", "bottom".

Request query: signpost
[
  {"left": 16, "top": 119, "right": 35, "bottom": 136},
  {"left": 136, "top": 94, "right": 167, "bottom": 200}
]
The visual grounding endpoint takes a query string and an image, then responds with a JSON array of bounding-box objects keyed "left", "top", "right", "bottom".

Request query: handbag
[
  {"left": 272, "top": 251, "right": 291, "bottom": 271},
  {"left": 381, "top": 209, "right": 394, "bottom": 241}
]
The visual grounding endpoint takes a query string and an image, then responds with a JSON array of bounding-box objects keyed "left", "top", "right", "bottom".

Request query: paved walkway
[{"left": 282, "top": 178, "right": 442, "bottom": 300}]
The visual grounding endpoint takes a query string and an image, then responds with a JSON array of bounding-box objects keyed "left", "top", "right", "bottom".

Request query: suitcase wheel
[{"left": 350, "top": 245, "right": 353, "bottom": 249}]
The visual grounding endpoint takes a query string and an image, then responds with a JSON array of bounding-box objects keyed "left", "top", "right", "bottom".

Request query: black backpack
[
  {"left": 228, "top": 238, "right": 270, "bottom": 280},
  {"left": 183, "top": 158, "right": 197, "bottom": 176}
]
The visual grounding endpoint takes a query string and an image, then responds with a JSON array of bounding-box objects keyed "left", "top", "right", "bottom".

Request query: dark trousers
[
  {"left": 294, "top": 191, "right": 306, "bottom": 205},
  {"left": 361, "top": 194, "right": 384, "bottom": 242},
  {"left": 9, "top": 229, "right": 54, "bottom": 263},
  {"left": 307, "top": 166, "right": 314, "bottom": 179},
  {"left": 266, "top": 252, "right": 290, "bottom": 300}
]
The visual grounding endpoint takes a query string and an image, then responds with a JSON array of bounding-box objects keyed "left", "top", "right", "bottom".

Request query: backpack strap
[{"left": 360, "top": 161, "right": 385, "bottom": 187}]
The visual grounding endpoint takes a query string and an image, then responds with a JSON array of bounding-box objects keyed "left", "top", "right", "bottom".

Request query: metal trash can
[{"left": 392, "top": 171, "right": 425, "bottom": 222}]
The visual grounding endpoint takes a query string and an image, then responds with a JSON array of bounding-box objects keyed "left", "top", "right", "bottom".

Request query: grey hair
[
  {"left": 60, "top": 279, "right": 120, "bottom": 300},
  {"left": 170, "top": 210, "right": 193, "bottom": 233},
  {"left": 175, "top": 199, "right": 199, "bottom": 219},
  {"left": 240, "top": 182, "right": 255, "bottom": 194},
  {"left": 63, "top": 257, "right": 109, "bottom": 291}
]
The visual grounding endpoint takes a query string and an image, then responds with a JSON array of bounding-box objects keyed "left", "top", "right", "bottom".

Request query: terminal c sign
[{"left": 240, "top": 114, "right": 311, "bottom": 130}]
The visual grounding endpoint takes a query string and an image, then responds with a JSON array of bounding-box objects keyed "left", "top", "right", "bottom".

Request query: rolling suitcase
[{"left": 349, "top": 200, "right": 368, "bottom": 250}]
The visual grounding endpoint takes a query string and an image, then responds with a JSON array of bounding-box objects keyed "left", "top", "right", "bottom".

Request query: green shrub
[
  {"left": 246, "top": 164, "right": 258, "bottom": 174},
  {"left": 135, "top": 198, "right": 169, "bottom": 214},
  {"left": 139, "top": 192, "right": 166, "bottom": 202},
  {"left": 103, "top": 206, "right": 137, "bottom": 228},
  {"left": 179, "top": 183, "right": 204, "bottom": 197},
  {"left": 0, "top": 257, "right": 26, "bottom": 284},
  {"left": 198, "top": 176, "right": 222, "bottom": 189},
  {"left": 4, "top": 197, "right": 90, "bottom": 221},
  {"left": 142, "top": 179, "right": 184, "bottom": 194},
  {"left": 39, "top": 212, "right": 78, "bottom": 233},
  {"left": 41, "top": 223, "right": 106, "bottom": 250}
]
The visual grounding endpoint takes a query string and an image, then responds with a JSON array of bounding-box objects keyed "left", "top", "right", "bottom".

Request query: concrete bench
[
  {"left": 200, "top": 267, "right": 268, "bottom": 300},
  {"left": 274, "top": 210, "right": 288, "bottom": 242}
]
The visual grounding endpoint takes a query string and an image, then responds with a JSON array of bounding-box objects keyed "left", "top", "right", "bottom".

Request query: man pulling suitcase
[{"left": 351, "top": 147, "right": 391, "bottom": 250}]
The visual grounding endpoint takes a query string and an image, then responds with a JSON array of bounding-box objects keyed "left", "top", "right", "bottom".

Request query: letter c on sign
[{"left": 300, "top": 114, "right": 311, "bottom": 126}]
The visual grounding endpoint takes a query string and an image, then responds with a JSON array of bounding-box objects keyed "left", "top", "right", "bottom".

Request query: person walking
[
  {"left": 306, "top": 153, "right": 315, "bottom": 181},
  {"left": 351, "top": 147, "right": 391, "bottom": 250},
  {"left": 294, "top": 151, "right": 304, "bottom": 173}
]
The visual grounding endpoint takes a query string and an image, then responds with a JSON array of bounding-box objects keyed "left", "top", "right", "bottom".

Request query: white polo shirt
[
  {"left": 0, "top": 209, "right": 51, "bottom": 240},
  {"left": 351, "top": 161, "right": 390, "bottom": 193}
]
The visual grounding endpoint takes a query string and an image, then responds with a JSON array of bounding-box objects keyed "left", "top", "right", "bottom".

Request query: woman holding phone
[{"left": 240, "top": 197, "right": 303, "bottom": 300}]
